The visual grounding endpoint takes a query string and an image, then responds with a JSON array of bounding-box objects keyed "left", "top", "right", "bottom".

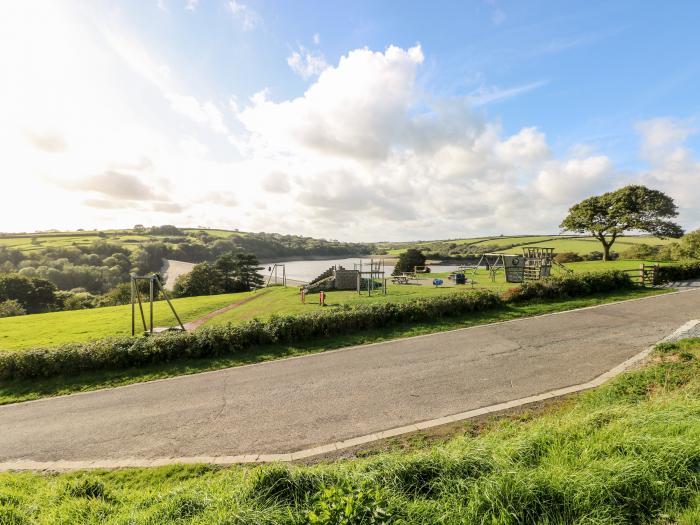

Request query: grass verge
[
  {"left": 1, "top": 338, "right": 699, "bottom": 524},
  {"left": 0, "top": 286, "right": 668, "bottom": 405}
]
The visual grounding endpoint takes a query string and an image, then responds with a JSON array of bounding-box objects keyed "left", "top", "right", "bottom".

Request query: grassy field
[
  {"left": 0, "top": 287, "right": 669, "bottom": 405},
  {"left": 2, "top": 338, "right": 699, "bottom": 524},
  {"left": 0, "top": 291, "right": 255, "bottom": 350},
  {"left": 0, "top": 259, "right": 666, "bottom": 350},
  {"left": 206, "top": 260, "right": 671, "bottom": 327},
  {"left": 381, "top": 234, "right": 674, "bottom": 257}
]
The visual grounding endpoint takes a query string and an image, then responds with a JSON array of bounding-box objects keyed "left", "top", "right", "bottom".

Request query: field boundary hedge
[
  {"left": 0, "top": 268, "right": 690, "bottom": 381},
  {"left": 0, "top": 291, "right": 502, "bottom": 380},
  {"left": 656, "top": 261, "right": 700, "bottom": 283}
]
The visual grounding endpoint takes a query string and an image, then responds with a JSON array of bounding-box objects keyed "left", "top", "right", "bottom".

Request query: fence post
[{"left": 639, "top": 263, "right": 644, "bottom": 286}]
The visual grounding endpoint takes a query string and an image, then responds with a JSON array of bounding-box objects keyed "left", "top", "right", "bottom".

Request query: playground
[{"left": 0, "top": 249, "right": 671, "bottom": 351}]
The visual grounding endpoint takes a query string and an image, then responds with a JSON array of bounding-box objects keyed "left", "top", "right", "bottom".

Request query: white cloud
[
  {"left": 635, "top": 118, "right": 700, "bottom": 224},
  {"left": 228, "top": 43, "right": 628, "bottom": 239},
  {"left": 287, "top": 46, "right": 329, "bottom": 79},
  {"left": 165, "top": 93, "right": 228, "bottom": 134},
  {"left": 2, "top": 3, "right": 697, "bottom": 241},
  {"left": 313, "top": 33, "right": 320, "bottom": 45},
  {"left": 228, "top": 0, "right": 259, "bottom": 30},
  {"left": 180, "top": 135, "right": 209, "bottom": 157},
  {"left": 239, "top": 45, "right": 425, "bottom": 160},
  {"left": 261, "top": 171, "right": 291, "bottom": 193},
  {"left": 185, "top": 0, "right": 199, "bottom": 11}
]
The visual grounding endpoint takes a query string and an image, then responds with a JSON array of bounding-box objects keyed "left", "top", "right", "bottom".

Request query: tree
[
  {"left": 679, "top": 228, "right": 700, "bottom": 259},
  {"left": 393, "top": 249, "right": 428, "bottom": 275},
  {"left": 172, "top": 262, "right": 222, "bottom": 297},
  {"left": 232, "top": 253, "right": 264, "bottom": 291},
  {"left": 560, "top": 185, "right": 684, "bottom": 261},
  {"left": 214, "top": 253, "right": 238, "bottom": 292},
  {"left": 130, "top": 242, "right": 170, "bottom": 273},
  {"left": 0, "top": 274, "right": 57, "bottom": 313},
  {"left": 0, "top": 299, "right": 26, "bottom": 318}
]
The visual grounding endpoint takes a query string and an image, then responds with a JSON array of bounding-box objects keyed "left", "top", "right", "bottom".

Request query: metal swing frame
[{"left": 130, "top": 273, "right": 185, "bottom": 336}]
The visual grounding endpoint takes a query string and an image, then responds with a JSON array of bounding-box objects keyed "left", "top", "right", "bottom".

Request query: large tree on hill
[{"left": 560, "top": 185, "right": 684, "bottom": 261}]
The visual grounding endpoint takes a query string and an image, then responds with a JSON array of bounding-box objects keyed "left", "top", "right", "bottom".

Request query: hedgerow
[
  {"left": 0, "top": 290, "right": 502, "bottom": 380},
  {"left": 657, "top": 261, "right": 700, "bottom": 282},
  {"left": 503, "top": 270, "right": 635, "bottom": 302},
  {"left": 0, "top": 267, "right": 688, "bottom": 381}
]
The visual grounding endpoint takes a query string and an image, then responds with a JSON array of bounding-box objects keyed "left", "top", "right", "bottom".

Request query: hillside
[
  {"left": 377, "top": 234, "right": 676, "bottom": 259},
  {"left": 0, "top": 226, "right": 371, "bottom": 259}
]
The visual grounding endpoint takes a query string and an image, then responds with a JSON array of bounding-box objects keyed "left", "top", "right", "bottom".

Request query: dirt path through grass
[{"left": 182, "top": 289, "right": 272, "bottom": 330}]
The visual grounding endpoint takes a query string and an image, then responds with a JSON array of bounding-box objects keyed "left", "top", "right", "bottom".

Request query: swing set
[{"left": 130, "top": 273, "right": 185, "bottom": 335}]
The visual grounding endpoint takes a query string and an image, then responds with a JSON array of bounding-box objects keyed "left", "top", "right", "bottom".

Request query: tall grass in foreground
[{"left": 2, "top": 339, "right": 700, "bottom": 524}]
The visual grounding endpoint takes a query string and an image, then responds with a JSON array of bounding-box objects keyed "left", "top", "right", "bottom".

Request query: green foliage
[
  {"left": 0, "top": 274, "right": 57, "bottom": 313},
  {"left": 98, "top": 282, "right": 133, "bottom": 306},
  {"left": 63, "top": 478, "right": 109, "bottom": 500},
  {"left": 657, "top": 261, "right": 700, "bottom": 282},
  {"left": 57, "top": 291, "right": 99, "bottom": 311},
  {"left": 679, "top": 228, "right": 700, "bottom": 259},
  {"left": 173, "top": 262, "right": 223, "bottom": 297},
  {"left": 560, "top": 185, "right": 683, "bottom": 260},
  {"left": 250, "top": 465, "right": 331, "bottom": 505},
  {"left": 175, "top": 252, "right": 264, "bottom": 297},
  {"left": 620, "top": 242, "right": 662, "bottom": 260},
  {"left": 503, "top": 270, "right": 635, "bottom": 302},
  {"left": 553, "top": 251, "right": 583, "bottom": 263},
  {"left": 149, "top": 224, "right": 185, "bottom": 236},
  {"left": 393, "top": 249, "right": 427, "bottom": 275},
  {"left": 305, "top": 480, "right": 400, "bottom": 524},
  {"left": 0, "top": 290, "right": 503, "bottom": 380},
  {"left": 0, "top": 299, "right": 26, "bottom": 318}
]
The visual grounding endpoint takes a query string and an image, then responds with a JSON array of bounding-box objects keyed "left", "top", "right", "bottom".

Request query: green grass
[
  {"left": 2, "top": 338, "right": 699, "bottom": 524},
  {"left": 502, "top": 236, "right": 674, "bottom": 255},
  {"left": 0, "top": 291, "right": 256, "bottom": 350},
  {"left": 203, "top": 283, "right": 468, "bottom": 327},
  {"left": 0, "top": 287, "right": 669, "bottom": 405},
  {"left": 0, "top": 259, "right": 668, "bottom": 349},
  {"left": 208, "top": 260, "right": 668, "bottom": 326},
  {"left": 380, "top": 235, "right": 676, "bottom": 258}
]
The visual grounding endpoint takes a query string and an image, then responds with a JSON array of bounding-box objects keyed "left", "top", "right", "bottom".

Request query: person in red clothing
[{"left": 319, "top": 290, "right": 326, "bottom": 306}]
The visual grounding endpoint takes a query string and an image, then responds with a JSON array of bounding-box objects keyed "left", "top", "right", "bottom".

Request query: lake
[{"left": 259, "top": 257, "right": 466, "bottom": 283}]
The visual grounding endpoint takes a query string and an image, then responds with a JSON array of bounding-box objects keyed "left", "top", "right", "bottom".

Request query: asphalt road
[{"left": 1, "top": 289, "right": 699, "bottom": 465}]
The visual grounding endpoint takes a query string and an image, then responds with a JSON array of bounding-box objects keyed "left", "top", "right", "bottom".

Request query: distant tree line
[{"left": 0, "top": 225, "right": 369, "bottom": 317}]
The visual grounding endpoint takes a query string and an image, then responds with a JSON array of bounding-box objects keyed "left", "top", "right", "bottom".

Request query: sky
[{"left": 1, "top": 0, "right": 699, "bottom": 241}]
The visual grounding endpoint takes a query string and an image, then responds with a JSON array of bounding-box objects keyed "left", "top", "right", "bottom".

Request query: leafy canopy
[
  {"left": 560, "top": 185, "right": 683, "bottom": 239},
  {"left": 560, "top": 185, "right": 683, "bottom": 260}
]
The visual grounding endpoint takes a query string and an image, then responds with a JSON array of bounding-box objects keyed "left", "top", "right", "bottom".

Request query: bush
[
  {"left": 620, "top": 243, "right": 660, "bottom": 260},
  {"left": 0, "top": 290, "right": 503, "bottom": 381},
  {"left": 657, "top": 261, "right": 700, "bottom": 282},
  {"left": 554, "top": 252, "right": 583, "bottom": 263},
  {"left": 0, "top": 299, "right": 26, "bottom": 318},
  {"left": 0, "top": 273, "right": 57, "bottom": 313},
  {"left": 503, "top": 270, "right": 635, "bottom": 302}
]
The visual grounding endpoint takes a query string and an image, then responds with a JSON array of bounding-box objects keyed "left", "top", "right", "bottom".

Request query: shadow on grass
[{"left": 0, "top": 287, "right": 669, "bottom": 405}]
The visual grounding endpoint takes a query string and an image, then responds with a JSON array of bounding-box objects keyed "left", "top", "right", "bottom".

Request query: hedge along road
[{"left": 1, "top": 287, "right": 700, "bottom": 469}]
